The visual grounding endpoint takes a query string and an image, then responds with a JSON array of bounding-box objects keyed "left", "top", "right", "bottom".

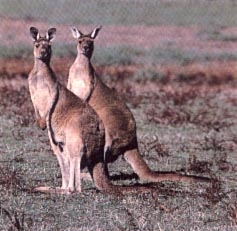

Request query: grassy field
[
  {"left": 1, "top": 0, "right": 237, "bottom": 230},
  {"left": 0, "top": 63, "right": 237, "bottom": 230}
]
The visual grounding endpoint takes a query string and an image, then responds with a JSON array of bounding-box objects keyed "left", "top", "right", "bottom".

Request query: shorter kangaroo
[
  {"left": 68, "top": 26, "right": 209, "bottom": 184},
  {"left": 28, "top": 27, "right": 115, "bottom": 193}
]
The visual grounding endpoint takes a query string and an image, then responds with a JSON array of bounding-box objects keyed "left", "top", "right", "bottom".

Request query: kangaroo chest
[
  {"left": 68, "top": 70, "right": 93, "bottom": 101},
  {"left": 29, "top": 74, "right": 55, "bottom": 117}
]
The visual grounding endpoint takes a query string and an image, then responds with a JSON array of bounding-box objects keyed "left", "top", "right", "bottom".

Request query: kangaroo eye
[{"left": 35, "top": 44, "right": 39, "bottom": 48}]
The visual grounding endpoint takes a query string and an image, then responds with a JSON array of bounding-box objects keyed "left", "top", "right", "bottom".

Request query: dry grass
[{"left": 0, "top": 61, "right": 237, "bottom": 230}]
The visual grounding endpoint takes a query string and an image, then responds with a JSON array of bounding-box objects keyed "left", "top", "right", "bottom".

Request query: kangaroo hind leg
[
  {"left": 56, "top": 151, "right": 70, "bottom": 189},
  {"left": 87, "top": 150, "right": 113, "bottom": 192},
  {"left": 48, "top": 133, "right": 70, "bottom": 190},
  {"left": 67, "top": 145, "right": 84, "bottom": 193}
]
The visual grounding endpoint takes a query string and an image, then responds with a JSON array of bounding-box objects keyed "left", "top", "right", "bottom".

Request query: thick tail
[{"left": 123, "top": 148, "right": 210, "bottom": 184}]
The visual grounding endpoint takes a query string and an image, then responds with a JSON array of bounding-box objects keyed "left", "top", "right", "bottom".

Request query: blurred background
[{"left": 1, "top": 0, "right": 237, "bottom": 69}]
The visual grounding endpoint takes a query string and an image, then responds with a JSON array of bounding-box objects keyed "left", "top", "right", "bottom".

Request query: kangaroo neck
[
  {"left": 75, "top": 54, "right": 94, "bottom": 77},
  {"left": 33, "top": 58, "right": 56, "bottom": 83}
]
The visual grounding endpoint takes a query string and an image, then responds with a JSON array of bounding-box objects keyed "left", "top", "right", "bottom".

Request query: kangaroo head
[
  {"left": 30, "top": 27, "right": 56, "bottom": 62},
  {"left": 70, "top": 26, "right": 102, "bottom": 59}
]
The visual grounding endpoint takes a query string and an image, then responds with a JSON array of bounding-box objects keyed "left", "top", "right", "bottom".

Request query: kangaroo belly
[{"left": 31, "top": 88, "right": 51, "bottom": 118}]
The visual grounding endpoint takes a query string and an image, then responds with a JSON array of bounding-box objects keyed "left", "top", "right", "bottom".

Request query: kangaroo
[
  {"left": 28, "top": 27, "right": 117, "bottom": 194},
  {"left": 68, "top": 26, "right": 209, "bottom": 184}
]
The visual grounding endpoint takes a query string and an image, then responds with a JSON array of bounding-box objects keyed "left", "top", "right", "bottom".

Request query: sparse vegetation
[
  {"left": 0, "top": 44, "right": 32, "bottom": 59},
  {"left": 1, "top": 0, "right": 237, "bottom": 230},
  {"left": 0, "top": 65, "right": 237, "bottom": 230}
]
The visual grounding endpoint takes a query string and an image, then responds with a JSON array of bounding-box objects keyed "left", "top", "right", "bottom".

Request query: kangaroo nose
[
  {"left": 40, "top": 48, "right": 46, "bottom": 54},
  {"left": 83, "top": 45, "right": 89, "bottom": 52},
  {"left": 40, "top": 48, "right": 49, "bottom": 58}
]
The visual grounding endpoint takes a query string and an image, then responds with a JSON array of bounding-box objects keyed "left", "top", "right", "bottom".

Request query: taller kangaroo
[{"left": 68, "top": 26, "right": 207, "bottom": 183}]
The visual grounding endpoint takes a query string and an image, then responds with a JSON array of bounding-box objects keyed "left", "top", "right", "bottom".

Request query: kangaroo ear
[
  {"left": 30, "top": 27, "right": 40, "bottom": 41},
  {"left": 90, "top": 26, "right": 102, "bottom": 39},
  {"left": 70, "top": 27, "right": 83, "bottom": 39},
  {"left": 46, "top": 28, "right": 56, "bottom": 41}
]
